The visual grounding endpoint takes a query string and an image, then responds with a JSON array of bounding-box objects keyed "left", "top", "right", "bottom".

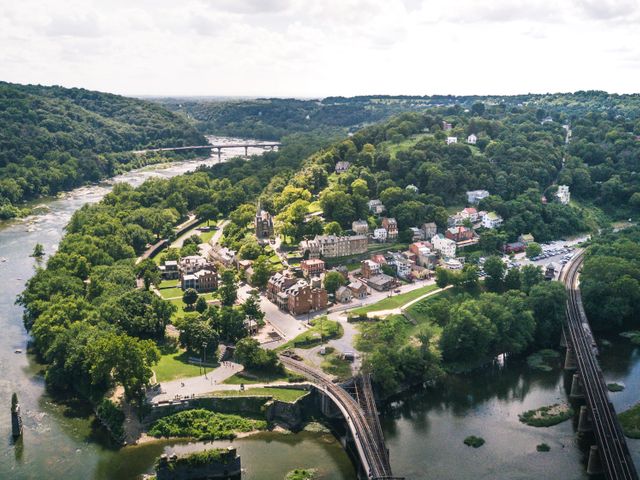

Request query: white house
[
  {"left": 556, "top": 185, "right": 571, "bottom": 205},
  {"left": 481, "top": 211, "right": 503, "bottom": 229},
  {"left": 431, "top": 234, "right": 457, "bottom": 258},
  {"left": 466, "top": 190, "right": 490, "bottom": 204},
  {"left": 467, "top": 134, "right": 477, "bottom": 144},
  {"left": 373, "top": 228, "right": 388, "bottom": 242},
  {"left": 335, "top": 161, "right": 351, "bottom": 173},
  {"left": 446, "top": 136, "right": 458, "bottom": 145}
]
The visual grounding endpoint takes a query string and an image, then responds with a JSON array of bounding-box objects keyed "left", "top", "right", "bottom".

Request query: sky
[{"left": 0, "top": 0, "right": 639, "bottom": 98}]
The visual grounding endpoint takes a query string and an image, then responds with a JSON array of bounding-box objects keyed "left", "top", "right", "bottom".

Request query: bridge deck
[{"left": 561, "top": 251, "right": 638, "bottom": 480}]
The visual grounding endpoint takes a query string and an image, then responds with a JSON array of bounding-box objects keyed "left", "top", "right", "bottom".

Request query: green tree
[
  {"left": 31, "top": 243, "right": 45, "bottom": 258},
  {"left": 504, "top": 267, "right": 521, "bottom": 290},
  {"left": 484, "top": 256, "right": 506, "bottom": 292},
  {"left": 219, "top": 269, "right": 238, "bottom": 306},
  {"left": 195, "top": 296, "right": 208, "bottom": 314},
  {"left": 250, "top": 255, "right": 272, "bottom": 289},
  {"left": 435, "top": 267, "right": 451, "bottom": 288},
  {"left": 242, "top": 294, "right": 264, "bottom": 330},
  {"left": 520, "top": 264, "right": 544, "bottom": 294},
  {"left": 135, "top": 258, "right": 161, "bottom": 290},
  {"left": 323, "top": 271, "right": 346, "bottom": 294},
  {"left": 195, "top": 204, "right": 219, "bottom": 225},
  {"left": 324, "top": 221, "right": 343, "bottom": 235},
  {"left": 529, "top": 282, "right": 567, "bottom": 348},
  {"left": 440, "top": 301, "right": 496, "bottom": 362},
  {"left": 182, "top": 288, "right": 198, "bottom": 310},
  {"left": 175, "top": 315, "right": 219, "bottom": 356},
  {"left": 234, "top": 338, "right": 280, "bottom": 372},
  {"left": 526, "top": 242, "right": 543, "bottom": 258}
]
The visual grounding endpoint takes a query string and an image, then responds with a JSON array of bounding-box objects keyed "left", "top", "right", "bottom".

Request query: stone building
[
  {"left": 255, "top": 205, "right": 274, "bottom": 239},
  {"left": 300, "top": 234, "right": 368, "bottom": 259}
]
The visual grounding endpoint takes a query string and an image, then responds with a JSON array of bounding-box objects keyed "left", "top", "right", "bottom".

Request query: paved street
[{"left": 148, "top": 361, "right": 243, "bottom": 404}]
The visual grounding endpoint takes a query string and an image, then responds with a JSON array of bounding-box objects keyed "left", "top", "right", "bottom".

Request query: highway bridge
[
  {"left": 560, "top": 250, "right": 638, "bottom": 479},
  {"left": 280, "top": 356, "right": 399, "bottom": 480},
  {"left": 133, "top": 141, "right": 281, "bottom": 159}
]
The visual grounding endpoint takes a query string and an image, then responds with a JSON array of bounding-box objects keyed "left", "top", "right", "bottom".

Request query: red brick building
[{"left": 300, "top": 259, "right": 325, "bottom": 278}]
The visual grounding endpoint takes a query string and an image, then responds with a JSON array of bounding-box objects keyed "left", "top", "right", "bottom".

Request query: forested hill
[
  {"left": 0, "top": 81, "right": 205, "bottom": 218},
  {"left": 155, "top": 91, "right": 640, "bottom": 141}
]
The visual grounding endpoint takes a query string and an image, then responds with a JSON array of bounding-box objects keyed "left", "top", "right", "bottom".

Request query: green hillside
[{"left": 0, "top": 82, "right": 205, "bottom": 218}]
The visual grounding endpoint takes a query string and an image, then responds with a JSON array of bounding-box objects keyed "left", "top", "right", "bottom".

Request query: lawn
[
  {"left": 159, "top": 287, "right": 184, "bottom": 299},
  {"left": 199, "top": 229, "right": 216, "bottom": 244},
  {"left": 209, "top": 387, "right": 308, "bottom": 403},
  {"left": 222, "top": 369, "right": 304, "bottom": 385},
  {"left": 277, "top": 317, "right": 343, "bottom": 350},
  {"left": 159, "top": 279, "right": 180, "bottom": 289},
  {"left": 320, "top": 349, "right": 352, "bottom": 381},
  {"left": 382, "top": 133, "right": 430, "bottom": 159},
  {"left": 154, "top": 350, "right": 218, "bottom": 382},
  {"left": 619, "top": 402, "right": 640, "bottom": 438},
  {"left": 350, "top": 284, "right": 439, "bottom": 315}
]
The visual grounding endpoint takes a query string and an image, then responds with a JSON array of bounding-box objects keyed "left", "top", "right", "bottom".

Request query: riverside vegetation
[
  {"left": 17, "top": 91, "right": 640, "bottom": 420},
  {"left": 148, "top": 409, "right": 267, "bottom": 440}
]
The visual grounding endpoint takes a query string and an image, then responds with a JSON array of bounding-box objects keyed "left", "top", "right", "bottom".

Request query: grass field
[
  {"left": 277, "top": 317, "right": 343, "bottom": 350},
  {"left": 209, "top": 387, "right": 308, "bottom": 403},
  {"left": 223, "top": 370, "right": 293, "bottom": 385},
  {"left": 159, "top": 287, "right": 183, "bottom": 299},
  {"left": 320, "top": 350, "right": 352, "bottom": 381},
  {"left": 199, "top": 229, "right": 216, "bottom": 243},
  {"left": 154, "top": 350, "right": 218, "bottom": 382},
  {"left": 350, "top": 284, "right": 439, "bottom": 315}
]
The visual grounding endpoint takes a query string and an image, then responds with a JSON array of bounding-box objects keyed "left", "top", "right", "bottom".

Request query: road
[{"left": 148, "top": 361, "right": 244, "bottom": 404}]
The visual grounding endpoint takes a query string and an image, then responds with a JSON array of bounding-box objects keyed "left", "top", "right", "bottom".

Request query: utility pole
[{"left": 203, "top": 342, "right": 208, "bottom": 379}]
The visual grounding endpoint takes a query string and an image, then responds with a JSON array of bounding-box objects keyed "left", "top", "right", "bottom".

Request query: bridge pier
[
  {"left": 216, "top": 147, "right": 222, "bottom": 162},
  {"left": 244, "top": 146, "right": 248, "bottom": 157},
  {"left": 564, "top": 346, "right": 577, "bottom": 370},
  {"left": 587, "top": 445, "right": 603, "bottom": 476},
  {"left": 578, "top": 405, "right": 593, "bottom": 433},
  {"left": 560, "top": 329, "right": 567, "bottom": 348},
  {"left": 570, "top": 373, "right": 585, "bottom": 400}
]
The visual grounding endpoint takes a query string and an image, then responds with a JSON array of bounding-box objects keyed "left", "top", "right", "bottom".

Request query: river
[{"left": 1, "top": 138, "right": 638, "bottom": 480}]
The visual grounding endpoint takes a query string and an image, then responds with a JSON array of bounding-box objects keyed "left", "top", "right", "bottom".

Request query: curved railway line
[
  {"left": 561, "top": 250, "right": 638, "bottom": 480},
  {"left": 279, "top": 356, "right": 396, "bottom": 479}
]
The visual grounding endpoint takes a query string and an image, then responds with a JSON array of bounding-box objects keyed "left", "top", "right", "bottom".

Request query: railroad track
[
  {"left": 561, "top": 250, "right": 638, "bottom": 480},
  {"left": 279, "top": 356, "right": 395, "bottom": 479}
]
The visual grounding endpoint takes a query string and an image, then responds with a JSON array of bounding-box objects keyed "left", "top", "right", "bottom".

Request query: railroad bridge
[
  {"left": 133, "top": 141, "right": 281, "bottom": 160},
  {"left": 560, "top": 250, "right": 638, "bottom": 479},
  {"left": 280, "top": 356, "right": 401, "bottom": 480}
]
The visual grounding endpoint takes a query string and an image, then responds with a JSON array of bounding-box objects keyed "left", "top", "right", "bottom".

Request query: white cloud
[{"left": 0, "top": 0, "right": 638, "bottom": 96}]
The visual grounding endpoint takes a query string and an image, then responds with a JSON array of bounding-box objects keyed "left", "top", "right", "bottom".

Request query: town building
[
  {"left": 367, "top": 199, "right": 386, "bottom": 215},
  {"left": 335, "top": 286, "right": 353, "bottom": 303},
  {"left": 351, "top": 219, "right": 369, "bottom": 235},
  {"left": 335, "top": 161, "right": 351, "bottom": 173},
  {"left": 466, "top": 190, "right": 490, "bottom": 205},
  {"left": 179, "top": 255, "right": 209, "bottom": 274},
  {"left": 372, "top": 227, "right": 388, "bottom": 242},
  {"left": 518, "top": 233, "right": 535, "bottom": 245},
  {"left": 388, "top": 252, "right": 412, "bottom": 279},
  {"left": 366, "top": 273, "right": 396, "bottom": 291},
  {"left": 446, "top": 136, "right": 458, "bottom": 145},
  {"left": 255, "top": 206, "right": 274, "bottom": 239},
  {"left": 442, "top": 257, "right": 463, "bottom": 270},
  {"left": 208, "top": 245, "right": 238, "bottom": 267},
  {"left": 381, "top": 217, "right": 398, "bottom": 240},
  {"left": 504, "top": 242, "right": 526, "bottom": 254},
  {"left": 267, "top": 272, "right": 328, "bottom": 315},
  {"left": 348, "top": 281, "right": 368, "bottom": 299},
  {"left": 300, "top": 258, "right": 325, "bottom": 278},
  {"left": 299, "top": 234, "right": 368, "bottom": 259},
  {"left": 409, "top": 227, "right": 425, "bottom": 241},
  {"left": 442, "top": 121, "right": 453, "bottom": 131},
  {"left": 422, "top": 222, "right": 438, "bottom": 239},
  {"left": 361, "top": 259, "right": 381, "bottom": 279},
  {"left": 159, "top": 260, "right": 179, "bottom": 280},
  {"left": 431, "top": 234, "right": 457, "bottom": 258},
  {"left": 370, "top": 254, "right": 387, "bottom": 265},
  {"left": 556, "top": 185, "right": 571, "bottom": 205},
  {"left": 411, "top": 264, "right": 430, "bottom": 280},
  {"left": 467, "top": 133, "right": 477, "bottom": 144},
  {"left": 445, "top": 226, "right": 476, "bottom": 245},
  {"left": 181, "top": 268, "right": 217, "bottom": 292},
  {"left": 481, "top": 211, "right": 503, "bottom": 229}
]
